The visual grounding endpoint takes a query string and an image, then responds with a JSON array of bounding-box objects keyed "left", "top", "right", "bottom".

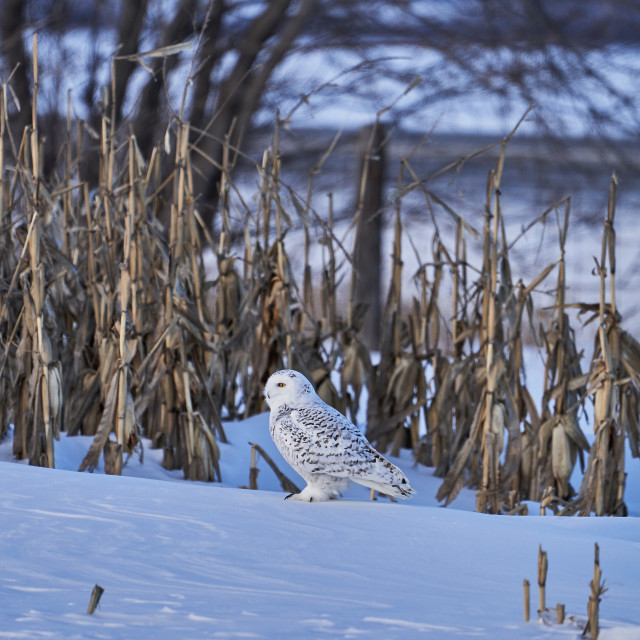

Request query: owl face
[{"left": 264, "top": 369, "right": 315, "bottom": 409}]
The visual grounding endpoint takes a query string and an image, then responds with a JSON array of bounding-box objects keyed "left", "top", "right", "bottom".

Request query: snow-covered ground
[{"left": 2, "top": 413, "right": 640, "bottom": 639}]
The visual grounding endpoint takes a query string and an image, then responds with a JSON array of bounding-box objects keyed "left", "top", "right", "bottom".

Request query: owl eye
[{"left": 277, "top": 382, "right": 286, "bottom": 388}]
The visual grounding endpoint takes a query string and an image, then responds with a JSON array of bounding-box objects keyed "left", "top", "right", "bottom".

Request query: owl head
[{"left": 264, "top": 369, "right": 316, "bottom": 409}]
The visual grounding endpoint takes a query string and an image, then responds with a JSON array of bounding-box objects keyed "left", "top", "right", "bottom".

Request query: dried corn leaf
[
  {"left": 48, "top": 363, "right": 62, "bottom": 438},
  {"left": 621, "top": 385, "right": 640, "bottom": 458},
  {"left": 341, "top": 340, "right": 370, "bottom": 392},
  {"left": 559, "top": 413, "right": 589, "bottom": 451},
  {"left": 594, "top": 380, "right": 612, "bottom": 426},
  {"left": 436, "top": 389, "right": 486, "bottom": 505},
  {"left": 386, "top": 356, "right": 420, "bottom": 410},
  {"left": 490, "top": 401, "right": 506, "bottom": 454},
  {"left": 552, "top": 422, "right": 575, "bottom": 498},
  {"left": 567, "top": 371, "right": 590, "bottom": 391},
  {"left": 123, "top": 391, "right": 138, "bottom": 454},
  {"left": 621, "top": 329, "right": 640, "bottom": 373},
  {"left": 537, "top": 417, "right": 555, "bottom": 457},
  {"left": 78, "top": 371, "right": 119, "bottom": 473}
]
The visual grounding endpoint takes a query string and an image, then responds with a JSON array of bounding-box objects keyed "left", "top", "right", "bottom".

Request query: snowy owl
[{"left": 264, "top": 369, "right": 415, "bottom": 502}]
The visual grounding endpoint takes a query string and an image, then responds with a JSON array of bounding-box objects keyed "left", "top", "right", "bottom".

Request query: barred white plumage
[{"left": 264, "top": 369, "right": 415, "bottom": 502}]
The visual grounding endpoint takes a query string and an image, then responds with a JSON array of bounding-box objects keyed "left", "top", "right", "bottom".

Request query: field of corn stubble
[{"left": 1, "top": 40, "right": 639, "bottom": 517}]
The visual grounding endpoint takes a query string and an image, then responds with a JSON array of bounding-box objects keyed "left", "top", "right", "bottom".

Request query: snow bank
[{"left": 1, "top": 414, "right": 640, "bottom": 639}]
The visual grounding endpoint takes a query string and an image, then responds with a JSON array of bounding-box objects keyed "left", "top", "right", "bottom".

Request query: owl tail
[{"left": 353, "top": 477, "right": 415, "bottom": 499}]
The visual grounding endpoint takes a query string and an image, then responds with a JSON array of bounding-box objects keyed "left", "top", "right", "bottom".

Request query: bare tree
[
  {"left": 1, "top": 0, "right": 33, "bottom": 134},
  {"left": 1, "top": 0, "right": 639, "bottom": 231},
  {"left": 188, "top": 0, "right": 317, "bottom": 216},
  {"left": 353, "top": 123, "right": 386, "bottom": 349}
]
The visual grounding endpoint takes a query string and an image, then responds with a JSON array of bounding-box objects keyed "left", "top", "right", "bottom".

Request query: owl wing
[{"left": 289, "top": 403, "right": 406, "bottom": 486}]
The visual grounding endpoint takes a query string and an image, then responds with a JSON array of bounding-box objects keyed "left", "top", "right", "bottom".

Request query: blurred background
[
  {"left": 2, "top": 1, "right": 638, "bottom": 207},
  {"left": 2, "top": 1, "right": 639, "bottom": 327},
  {"left": 1, "top": 0, "right": 640, "bottom": 355}
]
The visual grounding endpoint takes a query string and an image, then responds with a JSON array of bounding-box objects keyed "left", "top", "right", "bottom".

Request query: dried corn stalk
[
  {"left": 533, "top": 199, "right": 589, "bottom": 504},
  {"left": 365, "top": 183, "right": 425, "bottom": 455},
  {"left": 11, "top": 35, "right": 61, "bottom": 468},
  {"left": 567, "top": 174, "right": 639, "bottom": 516}
]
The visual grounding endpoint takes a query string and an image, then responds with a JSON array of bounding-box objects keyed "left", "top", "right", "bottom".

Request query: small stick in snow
[
  {"left": 87, "top": 584, "right": 104, "bottom": 614},
  {"left": 249, "top": 443, "right": 259, "bottom": 490},
  {"left": 583, "top": 542, "right": 607, "bottom": 639},
  {"left": 523, "top": 579, "right": 530, "bottom": 621},
  {"left": 538, "top": 545, "right": 548, "bottom": 612}
]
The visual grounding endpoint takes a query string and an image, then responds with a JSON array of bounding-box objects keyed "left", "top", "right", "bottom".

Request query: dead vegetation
[{"left": 0, "top": 38, "right": 638, "bottom": 516}]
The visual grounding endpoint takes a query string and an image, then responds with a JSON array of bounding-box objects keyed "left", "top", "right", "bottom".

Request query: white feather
[{"left": 264, "top": 370, "right": 415, "bottom": 502}]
